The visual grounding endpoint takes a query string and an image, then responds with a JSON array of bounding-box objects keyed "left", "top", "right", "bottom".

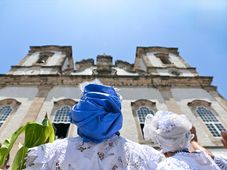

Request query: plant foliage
[{"left": 0, "top": 115, "right": 55, "bottom": 170}]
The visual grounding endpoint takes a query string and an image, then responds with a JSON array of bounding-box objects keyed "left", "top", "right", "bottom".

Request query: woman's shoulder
[
  {"left": 123, "top": 137, "right": 161, "bottom": 156},
  {"left": 28, "top": 137, "right": 72, "bottom": 155},
  {"left": 172, "top": 151, "right": 221, "bottom": 170},
  {"left": 119, "top": 136, "right": 163, "bottom": 169},
  {"left": 157, "top": 157, "right": 191, "bottom": 170}
]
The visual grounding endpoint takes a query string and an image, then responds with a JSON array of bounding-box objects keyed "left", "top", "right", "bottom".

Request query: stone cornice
[
  {"left": 0, "top": 74, "right": 213, "bottom": 87},
  {"left": 147, "top": 66, "right": 197, "bottom": 70},
  {"left": 10, "top": 65, "right": 62, "bottom": 69},
  {"left": 29, "top": 45, "right": 72, "bottom": 54},
  {"left": 136, "top": 46, "right": 179, "bottom": 56}
]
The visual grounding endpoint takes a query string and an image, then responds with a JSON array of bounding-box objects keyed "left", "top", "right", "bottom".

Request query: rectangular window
[
  {"left": 53, "top": 123, "right": 70, "bottom": 139},
  {"left": 154, "top": 53, "right": 172, "bottom": 65},
  {"left": 37, "top": 52, "right": 54, "bottom": 64},
  {"left": 197, "top": 106, "right": 226, "bottom": 137}
]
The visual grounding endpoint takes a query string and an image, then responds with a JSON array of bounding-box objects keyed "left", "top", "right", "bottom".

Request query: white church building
[{"left": 0, "top": 45, "right": 226, "bottom": 156}]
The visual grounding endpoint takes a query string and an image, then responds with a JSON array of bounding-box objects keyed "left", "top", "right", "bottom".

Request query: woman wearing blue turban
[
  {"left": 70, "top": 83, "right": 123, "bottom": 143},
  {"left": 26, "top": 83, "right": 162, "bottom": 170}
]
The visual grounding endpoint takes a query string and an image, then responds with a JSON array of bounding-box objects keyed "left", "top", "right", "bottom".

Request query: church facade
[{"left": 0, "top": 45, "right": 227, "bottom": 155}]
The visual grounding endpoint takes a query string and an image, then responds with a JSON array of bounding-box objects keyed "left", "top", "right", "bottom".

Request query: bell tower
[
  {"left": 8, "top": 45, "right": 74, "bottom": 75},
  {"left": 134, "top": 46, "right": 199, "bottom": 77}
]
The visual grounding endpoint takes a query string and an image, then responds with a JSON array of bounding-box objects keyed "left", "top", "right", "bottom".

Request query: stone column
[
  {"left": 158, "top": 87, "right": 182, "bottom": 113},
  {"left": 22, "top": 85, "right": 53, "bottom": 123},
  {"left": 208, "top": 89, "right": 227, "bottom": 111}
]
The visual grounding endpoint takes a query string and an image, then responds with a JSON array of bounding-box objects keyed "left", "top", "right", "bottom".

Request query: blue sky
[{"left": 0, "top": 0, "right": 227, "bottom": 98}]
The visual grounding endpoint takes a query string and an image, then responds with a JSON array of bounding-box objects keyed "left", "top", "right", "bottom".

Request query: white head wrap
[{"left": 143, "top": 111, "right": 193, "bottom": 153}]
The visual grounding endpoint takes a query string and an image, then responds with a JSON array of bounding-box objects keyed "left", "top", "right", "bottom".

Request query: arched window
[
  {"left": 196, "top": 106, "right": 225, "bottom": 137},
  {"left": 0, "top": 99, "right": 20, "bottom": 129},
  {"left": 51, "top": 99, "right": 76, "bottom": 139},
  {"left": 131, "top": 99, "right": 156, "bottom": 142},
  {"left": 154, "top": 53, "right": 172, "bottom": 65},
  {"left": 53, "top": 105, "right": 71, "bottom": 139},
  {"left": 36, "top": 52, "right": 53, "bottom": 64},
  {"left": 0, "top": 105, "right": 13, "bottom": 128},
  {"left": 137, "top": 106, "right": 154, "bottom": 123},
  {"left": 136, "top": 106, "right": 154, "bottom": 134},
  {"left": 53, "top": 105, "right": 71, "bottom": 123}
]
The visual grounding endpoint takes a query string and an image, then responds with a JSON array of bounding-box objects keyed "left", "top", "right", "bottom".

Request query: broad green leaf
[
  {"left": 24, "top": 122, "right": 46, "bottom": 148},
  {"left": 0, "top": 125, "right": 25, "bottom": 167},
  {"left": 24, "top": 116, "right": 55, "bottom": 147},
  {"left": 12, "top": 146, "right": 28, "bottom": 170}
]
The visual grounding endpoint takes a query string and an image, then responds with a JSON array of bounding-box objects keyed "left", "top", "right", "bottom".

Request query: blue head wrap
[{"left": 70, "top": 84, "right": 122, "bottom": 143}]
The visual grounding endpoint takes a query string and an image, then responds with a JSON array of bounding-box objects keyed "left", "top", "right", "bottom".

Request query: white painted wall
[
  {"left": 20, "top": 51, "right": 65, "bottom": 67},
  {"left": 10, "top": 67, "right": 57, "bottom": 75},
  {"left": 146, "top": 52, "right": 163, "bottom": 67},
  {"left": 115, "top": 68, "right": 138, "bottom": 76},
  {"left": 146, "top": 52, "right": 187, "bottom": 68},
  {"left": 47, "top": 51, "right": 64, "bottom": 66},
  {"left": 120, "top": 100, "right": 138, "bottom": 141},
  {"left": 116, "top": 87, "right": 168, "bottom": 142},
  {"left": 71, "top": 67, "right": 138, "bottom": 76},
  {"left": 139, "top": 57, "right": 147, "bottom": 71},
  {"left": 36, "top": 86, "right": 81, "bottom": 122},
  {"left": 10, "top": 51, "right": 67, "bottom": 75},
  {"left": 22, "top": 52, "right": 40, "bottom": 66},
  {"left": 120, "top": 99, "right": 167, "bottom": 142},
  {"left": 171, "top": 88, "right": 214, "bottom": 101},
  {"left": 0, "top": 86, "right": 38, "bottom": 142},
  {"left": 169, "top": 53, "right": 186, "bottom": 68},
  {"left": 119, "top": 87, "right": 164, "bottom": 101},
  {"left": 71, "top": 67, "right": 94, "bottom": 75},
  {"left": 61, "top": 57, "right": 69, "bottom": 71}
]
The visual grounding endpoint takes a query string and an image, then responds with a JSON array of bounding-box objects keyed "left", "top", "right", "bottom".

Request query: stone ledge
[{"left": 0, "top": 74, "right": 213, "bottom": 87}]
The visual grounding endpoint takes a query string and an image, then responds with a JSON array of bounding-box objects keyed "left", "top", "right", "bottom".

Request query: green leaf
[
  {"left": 0, "top": 116, "right": 55, "bottom": 168},
  {"left": 0, "top": 125, "right": 25, "bottom": 167},
  {"left": 47, "top": 117, "right": 55, "bottom": 143},
  {"left": 24, "top": 116, "right": 55, "bottom": 148},
  {"left": 24, "top": 122, "right": 46, "bottom": 148},
  {"left": 12, "top": 146, "right": 28, "bottom": 170}
]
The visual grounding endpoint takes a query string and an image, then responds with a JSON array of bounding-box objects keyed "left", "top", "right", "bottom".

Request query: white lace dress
[
  {"left": 25, "top": 135, "right": 162, "bottom": 170},
  {"left": 157, "top": 151, "right": 221, "bottom": 170}
]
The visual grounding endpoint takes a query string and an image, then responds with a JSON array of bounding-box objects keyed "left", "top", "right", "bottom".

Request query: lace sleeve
[
  {"left": 25, "top": 145, "right": 52, "bottom": 170},
  {"left": 25, "top": 139, "right": 67, "bottom": 170},
  {"left": 214, "top": 155, "right": 227, "bottom": 170},
  {"left": 142, "top": 146, "right": 164, "bottom": 169},
  {"left": 157, "top": 158, "right": 191, "bottom": 170}
]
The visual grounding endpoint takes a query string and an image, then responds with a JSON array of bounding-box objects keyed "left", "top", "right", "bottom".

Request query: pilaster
[
  {"left": 21, "top": 85, "right": 53, "bottom": 123},
  {"left": 158, "top": 87, "right": 182, "bottom": 113},
  {"left": 10, "top": 85, "right": 53, "bottom": 164},
  {"left": 205, "top": 88, "right": 227, "bottom": 112}
]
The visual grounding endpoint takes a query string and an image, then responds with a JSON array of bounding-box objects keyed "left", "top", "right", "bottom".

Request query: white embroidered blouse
[
  {"left": 157, "top": 151, "right": 221, "bottom": 170},
  {"left": 25, "top": 135, "right": 162, "bottom": 170}
]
